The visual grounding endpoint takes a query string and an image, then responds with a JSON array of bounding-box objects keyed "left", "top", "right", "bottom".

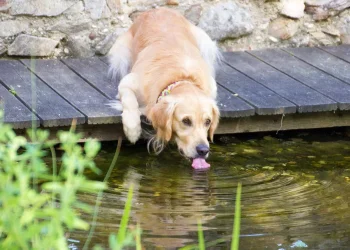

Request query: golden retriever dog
[{"left": 108, "top": 8, "right": 220, "bottom": 169}]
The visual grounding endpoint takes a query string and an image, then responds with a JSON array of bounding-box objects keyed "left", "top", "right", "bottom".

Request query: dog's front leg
[{"left": 118, "top": 73, "right": 142, "bottom": 143}]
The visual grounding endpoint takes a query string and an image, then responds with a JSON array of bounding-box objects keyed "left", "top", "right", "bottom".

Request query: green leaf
[
  {"left": 84, "top": 140, "right": 101, "bottom": 158},
  {"left": 197, "top": 219, "right": 205, "bottom": 250},
  {"left": 231, "top": 183, "right": 242, "bottom": 250},
  {"left": 117, "top": 185, "right": 134, "bottom": 247},
  {"left": 42, "top": 182, "right": 63, "bottom": 192},
  {"left": 78, "top": 181, "right": 106, "bottom": 193},
  {"left": 72, "top": 217, "right": 90, "bottom": 231}
]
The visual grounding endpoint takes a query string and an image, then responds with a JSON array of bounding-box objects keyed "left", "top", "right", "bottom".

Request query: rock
[
  {"left": 327, "top": 0, "right": 350, "bottom": 11},
  {"left": 49, "top": 20, "right": 91, "bottom": 34},
  {"left": 268, "top": 18, "right": 299, "bottom": 40},
  {"left": 10, "top": 0, "right": 78, "bottom": 16},
  {"left": 339, "top": 19, "right": 350, "bottom": 44},
  {"left": 89, "top": 32, "right": 97, "bottom": 40},
  {"left": 0, "top": 20, "right": 28, "bottom": 37},
  {"left": 305, "top": 0, "right": 332, "bottom": 6},
  {"left": 8, "top": 35, "right": 59, "bottom": 56},
  {"left": 67, "top": 35, "right": 94, "bottom": 57},
  {"left": 280, "top": 0, "right": 305, "bottom": 19},
  {"left": 64, "top": 1, "right": 85, "bottom": 14},
  {"left": 291, "top": 34, "right": 310, "bottom": 46},
  {"left": 305, "top": 0, "right": 350, "bottom": 20},
  {"left": 166, "top": 0, "right": 178, "bottom": 6},
  {"left": 84, "top": 0, "right": 113, "bottom": 19},
  {"left": 127, "top": 0, "right": 165, "bottom": 10},
  {"left": 198, "top": 2, "right": 254, "bottom": 41},
  {"left": 268, "top": 36, "right": 279, "bottom": 43},
  {"left": 0, "top": 0, "right": 10, "bottom": 12},
  {"left": 340, "top": 34, "right": 350, "bottom": 44},
  {"left": 310, "top": 31, "right": 333, "bottom": 45},
  {"left": 106, "top": 0, "right": 120, "bottom": 14},
  {"left": 0, "top": 44, "right": 6, "bottom": 56},
  {"left": 322, "top": 26, "right": 340, "bottom": 36},
  {"left": 95, "top": 28, "right": 126, "bottom": 55},
  {"left": 306, "top": 6, "right": 330, "bottom": 20},
  {"left": 184, "top": 4, "right": 203, "bottom": 25}
]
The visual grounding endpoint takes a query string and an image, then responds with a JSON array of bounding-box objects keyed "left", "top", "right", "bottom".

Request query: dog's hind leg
[
  {"left": 190, "top": 24, "right": 222, "bottom": 77},
  {"left": 118, "top": 73, "right": 142, "bottom": 144},
  {"left": 108, "top": 30, "right": 133, "bottom": 83}
]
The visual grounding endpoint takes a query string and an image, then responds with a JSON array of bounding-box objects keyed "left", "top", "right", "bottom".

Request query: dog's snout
[{"left": 196, "top": 144, "right": 209, "bottom": 157}]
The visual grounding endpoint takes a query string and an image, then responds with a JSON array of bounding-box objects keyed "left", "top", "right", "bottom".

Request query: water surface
[{"left": 72, "top": 129, "right": 350, "bottom": 249}]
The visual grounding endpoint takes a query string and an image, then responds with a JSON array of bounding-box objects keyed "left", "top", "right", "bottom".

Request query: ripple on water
[{"left": 71, "top": 130, "right": 350, "bottom": 249}]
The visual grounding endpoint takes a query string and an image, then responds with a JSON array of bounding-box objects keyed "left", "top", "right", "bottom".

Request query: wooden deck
[{"left": 1, "top": 45, "right": 350, "bottom": 140}]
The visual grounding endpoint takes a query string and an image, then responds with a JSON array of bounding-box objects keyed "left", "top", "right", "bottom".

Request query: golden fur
[{"left": 108, "top": 8, "right": 220, "bottom": 159}]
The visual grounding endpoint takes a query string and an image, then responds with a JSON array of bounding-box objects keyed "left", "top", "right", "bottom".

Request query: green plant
[
  {"left": 179, "top": 183, "right": 242, "bottom": 250},
  {"left": 231, "top": 182, "right": 242, "bottom": 250},
  {"left": 0, "top": 115, "right": 105, "bottom": 250},
  {"left": 105, "top": 185, "right": 142, "bottom": 250}
]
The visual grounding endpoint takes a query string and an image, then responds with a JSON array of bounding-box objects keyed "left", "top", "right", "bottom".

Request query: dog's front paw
[{"left": 122, "top": 109, "right": 141, "bottom": 143}]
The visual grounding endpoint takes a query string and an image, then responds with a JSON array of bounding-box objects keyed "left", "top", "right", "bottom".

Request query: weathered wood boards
[
  {"left": 21, "top": 59, "right": 121, "bottom": 124},
  {"left": 0, "top": 60, "right": 85, "bottom": 127},
  {"left": 0, "top": 84, "right": 38, "bottom": 129},
  {"left": 0, "top": 45, "right": 349, "bottom": 136},
  {"left": 216, "top": 85, "right": 255, "bottom": 118},
  {"left": 321, "top": 45, "right": 350, "bottom": 63},
  {"left": 284, "top": 47, "right": 350, "bottom": 84},
  {"left": 62, "top": 58, "right": 118, "bottom": 99},
  {"left": 250, "top": 48, "right": 350, "bottom": 110},
  {"left": 216, "top": 62, "right": 296, "bottom": 115},
  {"left": 224, "top": 51, "right": 337, "bottom": 112}
]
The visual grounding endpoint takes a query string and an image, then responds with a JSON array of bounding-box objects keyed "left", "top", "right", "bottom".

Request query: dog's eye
[
  {"left": 182, "top": 118, "right": 192, "bottom": 126},
  {"left": 205, "top": 119, "right": 211, "bottom": 126}
]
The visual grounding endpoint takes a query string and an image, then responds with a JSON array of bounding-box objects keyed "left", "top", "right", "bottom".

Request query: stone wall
[{"left": 0, "top": 0, "right": 349, "bottom": 58}]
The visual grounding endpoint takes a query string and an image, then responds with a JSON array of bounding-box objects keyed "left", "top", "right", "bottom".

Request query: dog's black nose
[{"left": 196, "top": 144, "right": 209, "bottom": 157}]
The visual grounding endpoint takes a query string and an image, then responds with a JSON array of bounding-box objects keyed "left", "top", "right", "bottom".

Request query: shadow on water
[{"left": 71, "top": 128, "right": 350, "bottom": 249}]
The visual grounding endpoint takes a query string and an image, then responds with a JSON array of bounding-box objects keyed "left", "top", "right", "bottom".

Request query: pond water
[{"left": 71, "top": 129, "right": 350, "bottom": 249}]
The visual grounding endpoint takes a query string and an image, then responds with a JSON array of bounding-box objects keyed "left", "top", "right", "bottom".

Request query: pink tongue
[{"left": 192, "top": 158, "right": 210, "bottom": 169}]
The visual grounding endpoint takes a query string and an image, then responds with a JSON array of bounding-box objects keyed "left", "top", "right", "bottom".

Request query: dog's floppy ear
[
  {"left": 209, "top": 102, "right": 220, "bottom": 142},
  {"left": 149, "top": 99, "right": 177, "bottom": 142}
]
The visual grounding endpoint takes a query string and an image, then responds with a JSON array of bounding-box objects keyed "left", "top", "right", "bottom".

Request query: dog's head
[{"left": 148, "top": 85, "right": 219, "bottom": 167}]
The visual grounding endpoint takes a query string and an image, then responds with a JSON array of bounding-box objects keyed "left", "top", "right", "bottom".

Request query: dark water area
[{"left": 71, "top": 129, "right": 350, "bottom": 250}]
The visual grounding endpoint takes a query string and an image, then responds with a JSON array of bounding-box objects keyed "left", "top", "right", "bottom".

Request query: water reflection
[{"left": 73, "top": 129, "right": 350, "bottom": 249}]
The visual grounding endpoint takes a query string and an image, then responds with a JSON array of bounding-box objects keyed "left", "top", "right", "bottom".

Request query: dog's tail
[
  {"left": 108, "top": 30, "right": 133, "bottom": 81},
  {"left": 190, "top": 24, "right": 222, "bottom": 77}
]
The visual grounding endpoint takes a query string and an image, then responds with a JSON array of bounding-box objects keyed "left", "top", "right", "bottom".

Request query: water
[{"left": 71, "top": 129, "right": 350, "bottom": 249}]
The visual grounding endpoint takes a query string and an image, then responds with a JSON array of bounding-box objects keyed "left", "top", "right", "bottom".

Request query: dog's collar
[{"left": 157, "top": 81, "right": 182, "bottom": 103}]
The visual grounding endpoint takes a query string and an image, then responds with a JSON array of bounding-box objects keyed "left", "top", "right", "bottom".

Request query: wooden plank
[
  {"left": 21, "top": 59, "right": 121, "bottom": 124},
  {"left": 99, "top": 56, "right": 109, "bottom": 64},
  {"left": 14, "top": 111, "right": 350, "bottom": 141},
  {"left": 249, "top": 49, "right": 350, "bottom": 110},
  {"left": 216, "top": 110, "right": 350, "bottom": 135},
  {"left": 0, "top": 84, "right": 38, "bottom": 129},
  {"left": 216, "top": 85, "right": 255, "bottom": 117},
  {"left": 216, "top": 62, "right": 296, "bottom": 115},
  {"left": 0, "top": 60, "right": 85, "bottom": 127},
  {"left": 223, "top": 52, "right": 337, "bottom": 113},
  {"left": 62, "top": 58, "right": 118, "bottom": 99},
  {"left": 284, "top": 47, "right": 350, "bottom": 84},
  {"left": 320, "top": 45, "right": 350, "bottom": 63}
]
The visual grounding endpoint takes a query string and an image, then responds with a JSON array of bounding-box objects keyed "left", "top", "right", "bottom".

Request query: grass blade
[
  {"left": 117, "top": 184, "right": 134, "bottom": 246},
  {"left": 136, "top": 223, "right": 142, "bottom": 250},
  {"left": 83, "top": 137, "right": 122, "bottom": 250},
  {"left": 197, "top": 219, "right": 205, "bottom": 250},
  {"left": 231, "top": 182, "right": 242, "bottom": 250}
]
